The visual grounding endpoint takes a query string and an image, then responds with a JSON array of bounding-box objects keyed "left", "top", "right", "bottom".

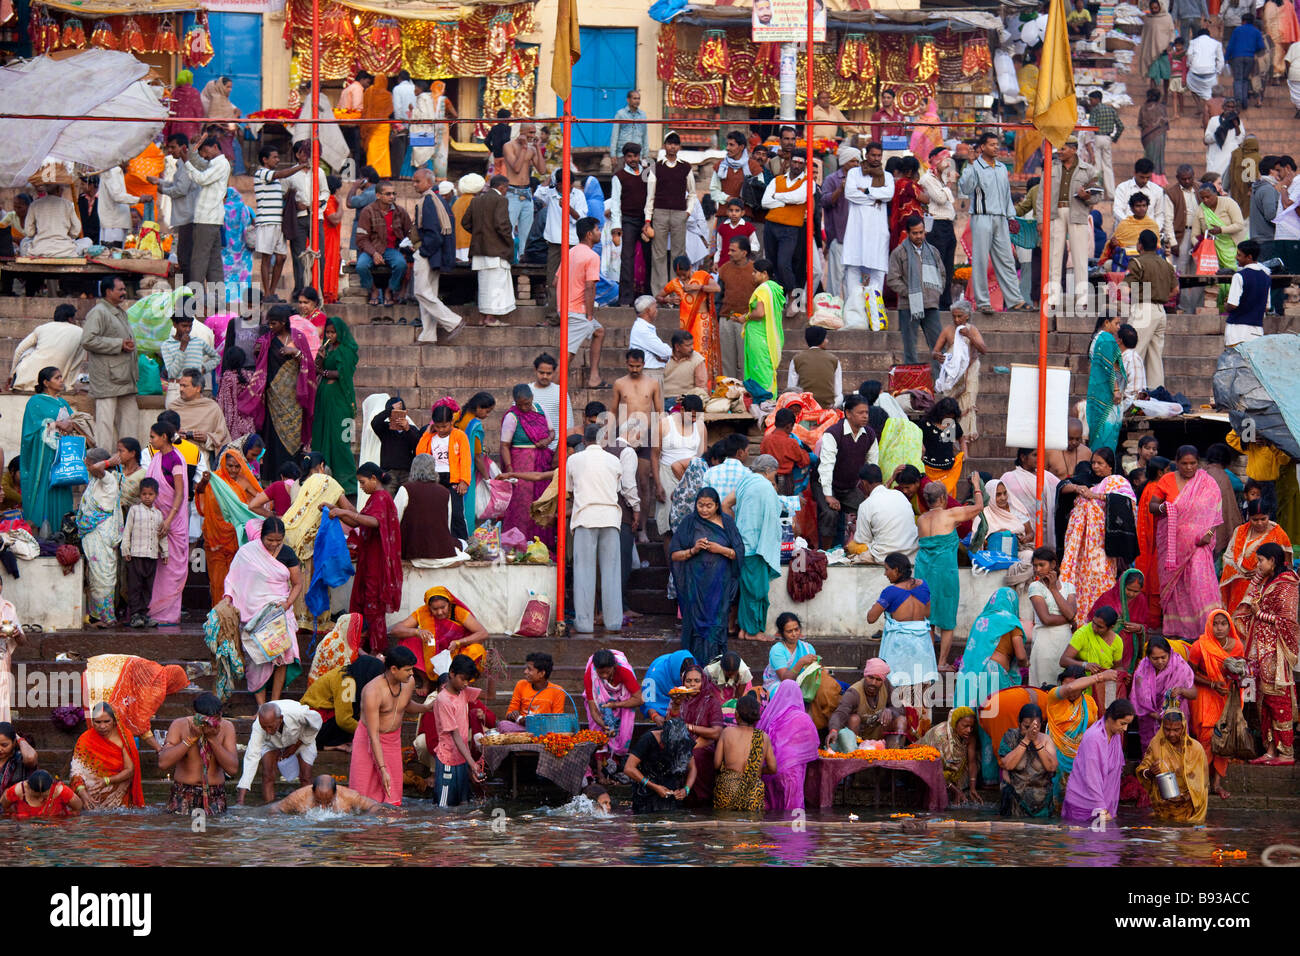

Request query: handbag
[
  {"left": 1193, "top": 236, "right": 1220, "bottom": 276},
  {"left": 1211, "top": 683, "right": 1256, "bottom": 760},
  {"left": 242, "top": 603, "right": 292, "bottom": 666},
  {"left": 889, "top": 363, "right": 933, "bottom": 395},
  {"left": 1010, "top": 216, "right": 1039, "bottom": 249},
  {"left": 50, "top": 434, "right": 89, "bottom": 488}
]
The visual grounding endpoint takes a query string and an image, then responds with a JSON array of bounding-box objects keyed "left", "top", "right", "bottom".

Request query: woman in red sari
[
  {"left": 390, "top": 586, "right": 489, "bottom": 681},
  {"left": 1147, "top": 446, "right": 1223, "bottom": 640},
  {"left": 69, "top": 702, "right": 144, "bottom": 809},
  {"left": 889, "top": 156, "right": 927, "bottom": 247},
  {"left": 2, "top": 770, "right": 82, "bottom": 819},
  {"left": 1134, "top": 456, "right": 1169, "bottom": 630},
  {"left": 658, "top": 257, "right": 722, "bottom": 384},
  {"left": 1189, "top": 608, "right": 1245, "bottom": 797},
  {"left": 1234, "top": 543, "right": 1298, "bottom": 765},
  {"left": 1220, "top": 500, "right": 1292, "bottom": 615},
  {"left": 321, "top": 176, "right": 343, "bottom": 304},
  {"left": 333, "top": 463, "right": 403, "bottom": 653}
]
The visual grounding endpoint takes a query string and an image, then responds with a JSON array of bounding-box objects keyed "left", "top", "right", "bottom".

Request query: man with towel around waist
[{"left": 349, "top": 645, "right": 432, "bottom": 806}]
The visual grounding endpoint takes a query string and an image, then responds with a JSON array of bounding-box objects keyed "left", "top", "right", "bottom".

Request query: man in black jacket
[
  {"left": 411, "top": 167, "right": 464, "bottom": 343},
  {"left": 462, "top": 173, "right": 516, "bottom": 327}
]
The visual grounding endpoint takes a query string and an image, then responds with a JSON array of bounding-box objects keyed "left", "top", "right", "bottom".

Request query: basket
[
  {"left": 1010, "top": 217, "right": 1039, "bottom": 249},
  {"left": 524, "top": 688, "right": 580, "bottom": 735}
]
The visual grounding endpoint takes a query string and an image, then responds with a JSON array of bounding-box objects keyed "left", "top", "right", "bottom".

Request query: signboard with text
[{"left": 751, "top": 0, "right": 827, "bottom": 43}]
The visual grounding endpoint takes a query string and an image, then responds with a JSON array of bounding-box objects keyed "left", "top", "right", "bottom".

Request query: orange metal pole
[
  {"left": 1035, "top": 140, "right": 1053, "bottom": 546},
  {"left": 805, "top": 0, "right": 815, "bottom": 314},
  {"left": 556, "top": 96, "right": 572, "bottom": 630},
  {"left": 309, "top": 0, "right": 321, "bottom": 293}
]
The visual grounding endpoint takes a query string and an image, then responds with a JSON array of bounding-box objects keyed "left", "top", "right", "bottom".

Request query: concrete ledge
[
  {"left": 0, "top": 392, "right": 157, "bottom": 454},
  {"left": 11, "top": 557, "right": 84, "bottom": 631}
]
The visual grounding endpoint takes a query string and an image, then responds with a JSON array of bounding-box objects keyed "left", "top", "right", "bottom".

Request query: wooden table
[{"left": 804, "top": 756, "right": 949, "bottom": 811}]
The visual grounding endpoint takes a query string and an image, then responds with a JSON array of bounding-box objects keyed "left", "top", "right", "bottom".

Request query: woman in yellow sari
[
  {"left": 362, "top": 74, "right": 394, "bottom": 178},
  {"left": 1136, "top": 707, "right": 1209, "bottom": 823},
  {"left": 389, "top": 586, "right": 489, "bottom": 682},
  {"left": 659, "top": 256, "right": 722, "bottom": 384},
  {"left": 1219, "top": 500, "right": 1292, "bottom": 615},
  {"left": 282, "top": 463, "right": 350, "bottom": 620}
]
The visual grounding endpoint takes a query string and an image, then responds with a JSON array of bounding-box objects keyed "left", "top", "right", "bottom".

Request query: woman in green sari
[
  {"left": 20, "top": 367, "right": 76, "bottom": 535},
  {"left": 1085, "top": 314, "right": 1125, "bottom": 454},
  {"left": 744, "top": 258, "right": 785, "bottom": 396},
  {"left": 879, "top": 415, "right": 924, "bottom": 491},
  {"left": 311, "top": 315, "right": 358, "bottom": 498}
]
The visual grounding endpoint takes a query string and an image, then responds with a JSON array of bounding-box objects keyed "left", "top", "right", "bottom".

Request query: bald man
[
  {"left": 268, "top": 774, "right": 393, "bottom": 815},
  {"left": 236, "top": 699, "right": 322, "bottom": 806},
  {"left": 1045, "top": 418, "right": 1092, "bottom": 480}
]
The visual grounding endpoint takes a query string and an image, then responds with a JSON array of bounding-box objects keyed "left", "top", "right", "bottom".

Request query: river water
[{"left": 3, "top": 801, "right": 1297, "bottom": 866}]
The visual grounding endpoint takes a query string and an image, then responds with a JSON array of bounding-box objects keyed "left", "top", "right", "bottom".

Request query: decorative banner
[
  {"left": 666, "top": 80, "right": 724, "bottom": 109},
  {"left": 751, "top": 0, "right": 826, "bottom": 43}
]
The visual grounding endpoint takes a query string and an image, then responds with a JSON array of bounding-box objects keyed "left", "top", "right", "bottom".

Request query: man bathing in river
[
  {"left": 237, "top": 700, "right": 323, "bottom": 806},
  {"left": 269, "top": 774, "right": 393, "bottom": 815},
  {"left": 158, "top": 692, "right": 239, "bottom": 815},
  {"left": 349, "top": 645, "right": 432, "bottom": 807}
]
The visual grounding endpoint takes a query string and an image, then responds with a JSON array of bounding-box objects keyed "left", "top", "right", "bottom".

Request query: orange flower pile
[
  {"left": 817, "top": 746, "right": 941, "bottom": 762},
  {"left": 536, "top": 730, "right": 608, "bottom": 758}
]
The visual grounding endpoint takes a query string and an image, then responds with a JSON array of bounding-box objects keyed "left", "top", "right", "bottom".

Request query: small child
[
  {"left": 714, "top": 197, "right": 759, "bottom": 268},
  {"left": 1116, "top": 322, "right": 1147, "bottom": 411},
  {"left": 122, "top": 477, "right": 167, "bottom": 629},
  {"left": 758, "top": 407, "right": 811, "bottom": 495},
  {"left": 1168, "top": 38, "right": 1187, "bottom": 120}
]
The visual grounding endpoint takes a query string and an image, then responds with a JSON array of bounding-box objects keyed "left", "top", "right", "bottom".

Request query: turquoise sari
[
  {"left": 1086, "top": 331, "right": 1124, "bottom": 453},
  {"left": 463, "top": 416, "right": 485, "bottom": 533},
  {"left": 915, "top": 529, "right": 960, "bottom": 630},
  {"left": 20, "top": 392, "right": 73, "bottom": 534},
  {"left": 955, "top": 587, "right": 1023, "bottom": 708}
]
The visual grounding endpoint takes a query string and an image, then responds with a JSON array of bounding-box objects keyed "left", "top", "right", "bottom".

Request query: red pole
[
  {"left": 309, "top": 0, "right": 320, "bottom": 292},
  {"left": 804, "top": 0, "right": 815, "bottom": 314},
  {"left": 1035, "top": 140, "right": 1053, "bottom": 546},
  {"left": 556, "top": 96, "right": 572, "bottom": 631}
]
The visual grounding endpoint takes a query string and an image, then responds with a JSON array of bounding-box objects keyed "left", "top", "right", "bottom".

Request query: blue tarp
[{"left": 1212, "top": 334, "right": 1300, "bottom": 460}]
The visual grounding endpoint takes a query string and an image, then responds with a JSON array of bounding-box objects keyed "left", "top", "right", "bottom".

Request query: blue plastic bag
[
  {"left": 305, "top": 512, "right": 355, "bottom": 617},
  {"left": 49, "top": 434, "right": 89, "bottom": 488}
]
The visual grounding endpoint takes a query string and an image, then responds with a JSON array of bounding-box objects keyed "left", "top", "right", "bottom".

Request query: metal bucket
[{"left": 1155, "top": 771, "right": 1182, "bottom": 800}]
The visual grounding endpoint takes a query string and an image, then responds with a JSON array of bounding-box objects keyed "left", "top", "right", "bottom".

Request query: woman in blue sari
[
  {"left": 670, "top": 487, "right": 744, "bottom": 664},
  {"left": 221, "top": 187, "right": 254, "bottom": 298},
  {"left": 642, "top": 649, "right": 696, "bottom": 723},
  {"left": 955, "top": 587, "right": 1028, "bottom": 709},
  {"left": 1086, "top": 313, "right": 1125, "bottom": 453},
  {"left": 20, "top": 367, "right": 75, "bottom": 535},
  {"left": 454, "top": 392, "right": 496, "bottom": 535}
]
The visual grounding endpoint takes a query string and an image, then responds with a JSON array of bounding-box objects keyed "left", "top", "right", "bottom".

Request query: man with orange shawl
[
  {"left": 1234, "top": 542, "right": 1298, "bottom": 765},
  {"left": 334, "top": 463, "right": 403, "bottom": 653},
  {"left": 362, "top": 74, "right": 393, "bottom": 178},
  {"left": 1219, "top": 500, "right": 1292, "bottom": 614},
  {"left": 658, "top": 256, "right": 722, "bottom": 384},
  {"left": 1148, "top": 446, "right": 1223, "bottom": 640},
  {"left": 194, "top": 448, "right": 263, "bottom": 605},
  {"left": 1189, "top": 608, "right": 1245, "bottom": 797},
  {"left": 389, "top": 586, "right": 489, "bottom": 683}
]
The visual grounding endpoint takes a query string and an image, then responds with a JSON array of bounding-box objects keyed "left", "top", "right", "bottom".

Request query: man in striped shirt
[
  {"left": 1087, "top": 91, "right": 1124, "bottom": 199},
  {"left": 252, "top": 146, "right": 303, "bottom": 301}
]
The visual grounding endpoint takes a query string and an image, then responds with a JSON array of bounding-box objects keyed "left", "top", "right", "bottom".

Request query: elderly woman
[
  {"left": 237, "top": 304, "right": 317, "bottom": 482},
  {"left": 69, "top": 702, "right": 144, "bottom": 809},
  {"left": 20, "top": 366, "right": 76, "bottom": 534},
  {"left": 1148, "top": 446, "right": 1223, "bottom": 640},
  {"left": 730, "top": 455, "right": 786, "bottom": 642},
  {"left": 389, "top": 586, "right": 488, "bottom": 682},
  {"left": 916, "top": 706, "right": 980, "bottom": 804},
  {"left": 1136, "top": 707, "right": 1209, "bottom": 823},
  {"left": 670, "top": 487, "right": 743, "bottom": 661},
  {"left": 998, "top": 702, "right": 1059, "bottom": 817},
  {"left": 194, "top": 448, "right": 263, "bottom": 606},
  {"left": 223, "top": 516, "right": 304, "bottom": 704},
  {"left": 500, "top": 383, "right": 555, "bottom": 547},
  {"left": 79, "top": 447, "right": 124, "bottom": 628},
  {"left": 2, "top": 769, "right": 82, "bottom": 819},
  {"left": 395, "top": 453, "right": 459, "bottom": 561},
  {"left": 971, "top": 477, "right": 1034, "bottom": 551}
]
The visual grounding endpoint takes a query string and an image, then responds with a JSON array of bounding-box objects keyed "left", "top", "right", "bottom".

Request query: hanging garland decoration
[
  {"left": 890, "top": 82, "right": 935, "bottom": 116},
  {"left": 877, "top": 33, "right": 909, "bottom": 84},
  {"left": 90, "top": 18, "right": 118, "bottom": 50},
  {"left": 657, "top": 23, "right": 676, "bottom": 81},
  {"left": 837, "top": 33, "right": 863, "bottom": 79},
  {"left": 321, "top": 5, "right": 355, "bottom": 44},
  {"left": 794, "top": 50, "right": 837, "bottom": 108},
  {"left": 961, "top": 36, "right": 992, "bottom": 77},
  {"left": 357, "top": 16, "right": 402, "bottom": 74},
  {"left": 724, "top": 47, "right": 757, "bottom": 106},
  {"left": 756, "top": 40, "right": 780, "bottom": 78},
  {"left": 121, "top": 16, "right": 147, "bottom": 55},
  {"left": 915, "top": 35, "right": 938, "bottom": 82},
  {"left": 666, "top": 80, "right": 723, "bottom": 110},
  {"left": 697, "top": 30, "right": 729, "bottom": 77},
  {"left": 60, "top": 17, "right": 85, "bottom": 50},
  {"left": 183, "top": 12, "right": 213, "bottom": 68},
  {"left": 156, "top": 15, "right": 179, "bottom": 55},
  {"left": 936, "top": 29, "right": 965, "bottom": 87},
  {"left": 483, "top": 45, "right": 538, "bottom": 121},
  {"left": 32, "top": 7, "right": 60, "bottom": 53}
]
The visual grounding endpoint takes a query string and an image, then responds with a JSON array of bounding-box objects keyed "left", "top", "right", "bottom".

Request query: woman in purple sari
[
  {"left": 146, "top": 422, "right": 189, "bottom": 626},
  {"left": 1129, "top": 635, "right": 1197, "bottom": 750},
  {"left": 499, "top": 384, "right": 556, "bottom": 550},
  {"left": 236, "top": 304, "right": 317, "bottom": 482},
  {"left": 757, "top": 679, "right": 820, "bottom": 813},
  {"left": 1060, "top": 698, "right": 1135, "bottom": 826}
]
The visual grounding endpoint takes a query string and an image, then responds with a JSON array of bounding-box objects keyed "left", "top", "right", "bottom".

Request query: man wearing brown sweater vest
[
  {"left": 644, "top": 132, "right": 696, "bottom": 293},
  {"left": 787, "top": 326, "right": 843, "bottom": 410}
]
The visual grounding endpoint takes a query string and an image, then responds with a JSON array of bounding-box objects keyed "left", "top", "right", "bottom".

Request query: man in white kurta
[
  {"left": 9, "top": 310, "right": 85, "bottom": 392},
  {"left": 22, "top": 188, "right": 88, "bottom": 258},
  {"left": 841, "top": 142, "right": 894, "bottom": 329}
]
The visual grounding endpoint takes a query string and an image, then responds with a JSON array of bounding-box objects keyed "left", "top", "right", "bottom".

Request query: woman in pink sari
[
  {"left": 499, "top": 384, "right": 556, "bottom": 549},
  {"left": 146, "top": 421, "right": 190, "bottom": 626},
  {"left": 757, "top": 678, "right": 819, "bottom": 812},
  {"left": 1130, "top": 635, "right": 1198, "bottom": 750},
  {"left": 1058, "top": 448, "right": 1136, "bottom": 623},
  {"left": 1148, "top": 446, "right": 1224, "bottom": 640},
  {"left": 223, "top": 516, "right": 303, "bottom": 704},
  {"left": 584, "top": 649, "right": 643, "bottom": 784}
]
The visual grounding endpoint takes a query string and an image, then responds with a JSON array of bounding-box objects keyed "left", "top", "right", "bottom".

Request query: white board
[{"left": 1005, "top": 364, "right": 1071, "bottom": 450}]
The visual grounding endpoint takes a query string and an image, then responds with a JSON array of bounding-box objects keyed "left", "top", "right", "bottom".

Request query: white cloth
[
  {"left": 471, "top": 256, "right": 515, "bottom": 316},
  {"left": 817, "top": 424, "right": 878, "bottom": 496},
  {"left": 414, "top": 256, "right": 463, "bottom": 342},
  {"left": 22, "top": 194, "right": 82, "bottom": 257},
  {"left": 537, "top": 183, "right": 585, "bottom": 245},
  {"left": 186, "top": 154, "right": 231, "bottom": 226},
  {"left": 1000, "top": 465, "right": 1057, "bottom": 550},
  {"left": 842, "top": 167, "right": 895, "bottom": 269},
  {"left": 237, "top": 699, "right": 322, "bottom": 792},
  {"left": 96, "top": 166, "right": 138, "bottom": 232},
  {"left": 1120, "top": 347, "right": 1147, "bottom": 411},
  {"left": 1225, "top": 322, "right": 1265, "bottom": 346},
  {"left": 285, "top": 166, "right": 329, "bottom": 219},
  {"left": 1027, "top": 578, "right": 1077, "bottom": 687},
  {"left": 290, "top": 93, "right": 348, "bottom": 173},
  {"left": 629, "top": 317, "right": 671, "bottom": 368},
  {"left": 685, "top": 197, "right": 710, "bottom": 264},
  {"left": 357, "top": 392, "right": 390, "bottom": 512},
  {"left": 391, "top": 80, "right": 416, "bottom": 126},
  {"left": 566, "top": 445, "right": 624, "bottom": 529},
  {"left": 852, "top": 485, "right": 919, "bottom": 562},
  {"left": 1205, "top": 125, "right": 1246, "bottom": 180},
  {"left": 1186, "top": 34, "right": 1226, "bottom": 98},
  {"left": 531, "top": 381, "right": 572, "bottom": 452},
  {"left": 9, "top": 321, "right": 85, "bottom": 391},
  {"left": 918, "top": 169, "right": 956, "bottom": 221},
  {"left": 935, "top": 324, "right": 973, "bottom": 393}
]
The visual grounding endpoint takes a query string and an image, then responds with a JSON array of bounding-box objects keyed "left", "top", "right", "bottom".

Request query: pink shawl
[
  {"left": 1159, "top": 469, "right": 1222, "bottom": 639},
  {"left": 223, "top": 537, "right": 298, "bottom": 636},
  {"left": 757, "top": 679, "right": 819, "bottom": 812},
  {"left": 584, "top": 650, "right": 637, "bottom": 755},
  {"left": 1130, "top": 651, "right": 1195, "bottom": 750},
  {"left": 235, "top": 329, "right": 319, "bottom": 447}
]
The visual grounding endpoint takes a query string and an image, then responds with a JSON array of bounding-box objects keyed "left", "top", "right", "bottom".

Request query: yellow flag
[
  {"left": 551, "top": 0, "right": 582, "bottom": 101},
  {"left": 1032, "top": 0, "right": 1077, "bottom": 148}
]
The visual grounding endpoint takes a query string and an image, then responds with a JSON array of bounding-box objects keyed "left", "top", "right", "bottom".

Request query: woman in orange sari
[
  {"left": 1188, "top": 608, "right": 1245, "bottom": 797},
  {"left": 69, "top": 702, "right": 144, "bottom": 809},
  {"left": 362, "top": 74, "right": 393, "bottom": 178},
  {"left": 321, "top": 176, "right": 342, "bottom": 304},
  {"left": 194, "top": 448, "right": 263, "bottom": 606},
  {"left": 659, "top": 256, "right": 722, "bottom": 383},
  {"left": 389, "top": 585, "right": 489, "bottom": 682},
  {"left": 82, "top": 653, "right": 190, "bottom": 754},
  {"left": 1059, "top": 448, "right": 1137, "bottom": 622},
  {"left": 1148, "top": 446, "right": 1224, "bottom": 640},
  {"left": 1134, "top": 456, "right": 1169, "bottom": 630},
  {"left": 1220, "top": 500, "right": 1292, "bottom": 614}
]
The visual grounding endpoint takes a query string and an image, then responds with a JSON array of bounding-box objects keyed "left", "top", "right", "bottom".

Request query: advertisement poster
[{"left": 752, "top": 0, "right": 827, "bottom": 43}]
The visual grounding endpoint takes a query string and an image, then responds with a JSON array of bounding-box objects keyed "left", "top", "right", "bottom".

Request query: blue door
[
  {"left": 558, "top": 28, "right": 637, "bottom": 149},
  {"left": 182, "top": 12, "right": 262, "bottom": 116}
]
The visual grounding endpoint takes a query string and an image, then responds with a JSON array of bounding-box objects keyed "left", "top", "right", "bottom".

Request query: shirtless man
[
  {"left": 269, "top": 774, "right": 393, "bottom": 815},
  {"left": 612, "top": 348, "right": 663, "bottom": 540},
  {"left": 1045, "top": 417, "right": 1092, "bottom": 480},
  {"left": 158, "top": 692, "right": 239, "bottom": 815},
  {"left": 349, "top": 645, "right": 431, "bottom": 806},
  {"left": 503, "top": 124, "right": 548, "bottom": 261},
  {"left": 917, "top": 477, "right": 985, "bottom": 670}
]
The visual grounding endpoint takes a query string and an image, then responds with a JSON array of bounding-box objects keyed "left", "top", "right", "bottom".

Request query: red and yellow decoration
[
  {"left": 89, "top": 18, "right": 117, "bottom": 50},
  {"left": 59, "top": 17, "right": 85, "bottom": 49},
  {"left": 536, "top": 731, "right": 608, "bottom": 758},
  {"left": 818, "top": 746, "right": 941, "bottom": 761},
  {"left": 697, "top": 29, "right": 729, "bottom": 76},
  {"left": 657, "top": 22, "right": 677, "bottom": 81},
  {"left": 183, "top": 13, "right": 214, "bottom": 68},
  {"left": 962, "top": 36, "right": 993, "bottom": 77}
]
